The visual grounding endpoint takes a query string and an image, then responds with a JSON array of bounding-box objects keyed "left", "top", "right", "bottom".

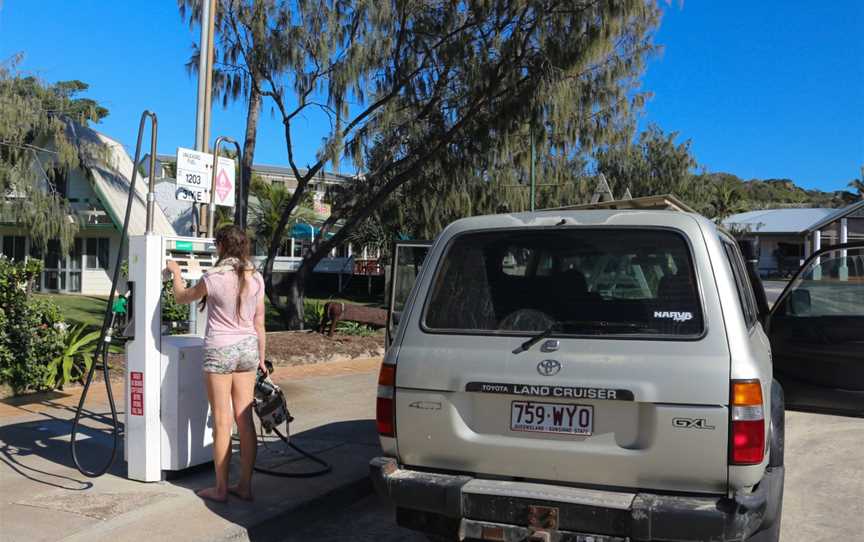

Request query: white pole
[
  {"left": 812, "top": 230, "right": 822, "bottom": 280},
  {"left": 840, "top": 218, "right": 849, "bottom": 281}
]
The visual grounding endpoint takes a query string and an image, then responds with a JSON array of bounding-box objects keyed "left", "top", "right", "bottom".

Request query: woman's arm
[
  {"left": 165, "top": 260, "right": 207, "bottom": 305},
  {"left": 254, "top": 295, "right": 267, "bottom": 373}
]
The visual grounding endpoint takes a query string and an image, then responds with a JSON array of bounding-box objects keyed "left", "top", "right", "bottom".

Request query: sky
[{"left": 0, "top": 1, "right": 861, "bottom": 192}]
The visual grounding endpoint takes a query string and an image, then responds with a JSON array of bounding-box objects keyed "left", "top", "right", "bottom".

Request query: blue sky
[{"left": 1, "top": 1, "right": 861, "bottom": 191}]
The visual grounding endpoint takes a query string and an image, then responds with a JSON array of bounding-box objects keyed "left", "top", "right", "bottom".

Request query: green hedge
[{"left": 0, "top": 258, "right": 66, "bottom": 392}]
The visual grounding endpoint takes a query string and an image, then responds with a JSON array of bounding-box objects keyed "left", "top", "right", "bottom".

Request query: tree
[
  {"left": 595, "top": 124, "right": 707, "bottom": 211},
  {"left": 849, "top": 167, "right": 864, "bottom": 200},
  {"left": 710, "top": 179, "right": 745, "bottom": 221},
  {"left": 178, "top": 0, "right": 275, "bottom": 226},
  {"left": 215, "top": 0, "right": 660, "bottom": 328},
  {"left": 248, "top": 176, "right": 315, "bottom": 253},
  {"left": 0, "top": 56, "right": 109, "bottom": 254}
]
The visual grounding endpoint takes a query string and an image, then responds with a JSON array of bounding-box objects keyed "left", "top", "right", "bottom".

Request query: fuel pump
[{"left": 71, "top": 112, "right": 329, "bottom": 481}]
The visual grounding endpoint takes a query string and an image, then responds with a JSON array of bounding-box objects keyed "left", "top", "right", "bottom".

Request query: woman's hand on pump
[
  {"left": 258, "top": 360, "right": 268, "bottom": 376},
  {"left": 165, "top": 259, "right": 181, "bottom": 276}
]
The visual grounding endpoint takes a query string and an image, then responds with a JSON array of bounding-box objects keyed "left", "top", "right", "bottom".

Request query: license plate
[{"left": 510, "top": 401, "right": 593, "bottom": 435}]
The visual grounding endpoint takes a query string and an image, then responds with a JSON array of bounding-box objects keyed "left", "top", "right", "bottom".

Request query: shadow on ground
[{"left": 0, "top": 398, "right": 125, "bottom": 490}]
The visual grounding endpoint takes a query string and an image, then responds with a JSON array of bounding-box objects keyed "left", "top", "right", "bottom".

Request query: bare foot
[
  {"left": 196, "top": 487, "right": 227, "bottom": 503},
  {"left": 228, "top": 484, "right": 254, "bottom": 502}
]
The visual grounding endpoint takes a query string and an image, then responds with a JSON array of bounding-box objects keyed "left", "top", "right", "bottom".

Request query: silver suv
[{"left": 370, "top": 210, "right": 863, "bottom": 541}]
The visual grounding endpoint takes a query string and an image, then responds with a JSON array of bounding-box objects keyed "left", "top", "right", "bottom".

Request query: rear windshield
[{"left": 423, "top": 228, "right": 703, "bottom": 338}]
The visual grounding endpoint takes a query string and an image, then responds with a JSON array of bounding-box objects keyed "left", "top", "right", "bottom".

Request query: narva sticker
[{"left": 653, "top": 311, "right": 694, "bottom": 322}]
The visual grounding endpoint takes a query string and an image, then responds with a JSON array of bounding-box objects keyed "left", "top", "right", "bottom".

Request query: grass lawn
[{"left": 34, "top": 293, "right": 108, "bottom": 328}]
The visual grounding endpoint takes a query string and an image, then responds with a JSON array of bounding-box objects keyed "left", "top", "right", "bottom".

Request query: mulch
[{"left": 266, "top": 330, "right": 385, "bottom": 366}]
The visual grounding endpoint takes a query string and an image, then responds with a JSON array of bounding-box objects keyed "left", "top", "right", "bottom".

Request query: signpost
[
  {"left": 175, "top": 147, "right": 236, "bottom": 209},
  {"left": 211, "top": 156, "right": 236, "bottom": 208},
  {"left": 176, "top": 147, "right": 213, "bottom": 190}
]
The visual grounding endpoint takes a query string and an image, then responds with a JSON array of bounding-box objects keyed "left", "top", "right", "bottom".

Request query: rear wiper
[
  {"left": 564, "top": 320, "right": 652, "bottom": 332},
  {"left": 512, "top": 323, "right": 559, "bottom": 355}
]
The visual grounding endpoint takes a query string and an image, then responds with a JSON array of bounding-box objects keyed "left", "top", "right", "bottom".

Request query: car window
[
  {"left": 722, "top": 241, "right": 758, "bottom": 328},
  {"left": 423, "top": 228, "right": 704, "bottom": 338},
  {"left": 775, "top": 246, "right": 864, "bottom": 317}
]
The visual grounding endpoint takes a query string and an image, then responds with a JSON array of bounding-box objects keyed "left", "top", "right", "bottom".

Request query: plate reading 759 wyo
[{"left": 510, "top": 401, "right": 593, "bottom": 436}]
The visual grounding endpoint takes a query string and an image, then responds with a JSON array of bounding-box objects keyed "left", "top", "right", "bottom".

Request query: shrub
[
  {"left": 162, "top": 280, "right": 189, "bottom": 323},
  {"left": 47, "top": 324, "right": 101, "bottom": 389},
  {"left": 0, "top": 257, "right": 66, "bottom": 392},
  {"left": 335, "top": 320, "right": 377, "bottom": 337},
  {"left": 303, "top": 299, "right": 325, "bottom": 329}
]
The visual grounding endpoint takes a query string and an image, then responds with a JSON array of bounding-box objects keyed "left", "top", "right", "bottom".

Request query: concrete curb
[{"left": 217, "top": 476, "right": 374, "bottom": 542}]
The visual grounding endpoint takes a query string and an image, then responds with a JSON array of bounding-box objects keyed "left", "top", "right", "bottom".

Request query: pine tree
[
  {"left": 0, "top": 56, "right": 109, "bottom": 254},
  {"left": 208, "top": 0, "right": 662, "bottom": 328}
]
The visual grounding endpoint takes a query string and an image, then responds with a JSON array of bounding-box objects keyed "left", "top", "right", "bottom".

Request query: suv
[{"left": 371, "top": 210, "right": 790, "bottom": 542}]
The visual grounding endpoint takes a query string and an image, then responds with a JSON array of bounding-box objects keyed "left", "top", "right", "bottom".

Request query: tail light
[
  {"left": 376, "top": 363, "right": 397, "bottom": 437},
  {"left": 730, "top": 380, "right": 765, "bottom": 465}
]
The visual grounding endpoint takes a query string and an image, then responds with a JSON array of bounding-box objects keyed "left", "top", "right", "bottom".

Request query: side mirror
[{"left": 788, "top": 289, "right": 811, "bottom": 316}]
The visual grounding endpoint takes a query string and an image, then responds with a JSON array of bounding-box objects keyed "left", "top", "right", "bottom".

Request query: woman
[{"left": 166, "top": 225, "right": 266, "bottom": 503}]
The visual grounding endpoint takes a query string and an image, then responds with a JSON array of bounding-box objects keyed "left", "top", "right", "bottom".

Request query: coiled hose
[{"left": 70, "top": 111, "right": 157, "bottom": 477}]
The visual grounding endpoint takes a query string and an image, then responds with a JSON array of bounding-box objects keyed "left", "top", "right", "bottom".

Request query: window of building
[
  {"left": 86, "top": 238, "right": 110, "bottom": 269},
  {"left": 2, "top": 235, "right": 26, "bottom": 261}
]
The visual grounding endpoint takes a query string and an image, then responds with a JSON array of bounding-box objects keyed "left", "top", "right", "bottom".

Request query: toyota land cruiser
[{"left": 370, "top": 209, "right": 841, "bottom": 542}]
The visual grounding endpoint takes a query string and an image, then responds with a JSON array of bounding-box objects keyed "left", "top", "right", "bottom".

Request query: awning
[
  {"left": 291, "top": 223, "right": 336, "bottom": 240},
  {"left": 291, "top": 223, "right": 318, "bottom": 239}
]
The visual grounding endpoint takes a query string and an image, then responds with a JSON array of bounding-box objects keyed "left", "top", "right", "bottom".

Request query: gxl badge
[{"left": 537, "top": 359, "right": 561, "bottom": 377}]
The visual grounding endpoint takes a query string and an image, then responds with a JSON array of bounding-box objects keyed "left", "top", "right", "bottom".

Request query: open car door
[
  {"left": 765, "top": 242, "right": 864, "bottom": 416},
  {"left": 385, "top": 241, "right": 432, "bottom": 347}
]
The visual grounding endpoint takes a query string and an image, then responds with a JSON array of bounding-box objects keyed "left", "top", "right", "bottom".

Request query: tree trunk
[
  {"left": 237, "top": 85, "right": 261, "bottom": 227},
  {"left": 282, "top": 268, "right": 308, "bottom": 330}
]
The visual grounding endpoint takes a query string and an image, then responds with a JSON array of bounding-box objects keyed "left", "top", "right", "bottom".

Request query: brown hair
[{"left": 200, "top": 225, "right": 252, "bottom": 321}]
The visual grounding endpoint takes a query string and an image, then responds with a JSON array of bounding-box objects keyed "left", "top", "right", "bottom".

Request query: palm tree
[
  {"left": 712, "top": 180, "right": 746, "bottom": 222},
  {"left": 248, "top": 178, "right": 316, "bottom": 254}
]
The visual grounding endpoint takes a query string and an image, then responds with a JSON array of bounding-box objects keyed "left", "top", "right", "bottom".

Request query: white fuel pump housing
[{"left": 124, "top": 234, "right": 218, "bottom": 482}]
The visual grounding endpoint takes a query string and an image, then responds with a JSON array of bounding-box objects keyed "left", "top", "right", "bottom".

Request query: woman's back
[{"left": 202, "top": 266, "right": 264, "bottom": 348}]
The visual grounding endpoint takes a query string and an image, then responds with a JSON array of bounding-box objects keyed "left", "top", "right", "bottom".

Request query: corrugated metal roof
[
  {"left": 71, "top": 125, "right": 175, "bottom": 236},
  {"left": 722, "top": 208, "right": 836, "bottom": 234},
  {"left": 806, "top": 200, "right": 864, "bottom": 232}
]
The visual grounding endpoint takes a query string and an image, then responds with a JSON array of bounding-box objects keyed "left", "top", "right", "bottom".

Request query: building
[
  {"left": 1, "top": 123, "right": 175, "bottom": 294},
  {"left": 723, "top": 202, "right": 864, "bottom": 276}
]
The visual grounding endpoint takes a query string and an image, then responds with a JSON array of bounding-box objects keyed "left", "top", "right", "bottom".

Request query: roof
[
  {"left": 70, "top": 125, "right": 176, "bottom": 236},
  {"left": 722, "top": 206, "right": 860, "bottom": 235},
  {"left": 545, "top": 194, "right": 697, "bottom": 213},
  {"left": 807, "top": 200, "right": 864, "bottom": 232}
]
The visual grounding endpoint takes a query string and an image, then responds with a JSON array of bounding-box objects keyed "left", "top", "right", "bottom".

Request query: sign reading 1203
[{"left": 175, "top": 147, "right": 213, "bottom": 190}]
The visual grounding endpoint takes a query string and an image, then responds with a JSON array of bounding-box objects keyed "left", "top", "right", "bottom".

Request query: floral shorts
[{"left": 202, "top": 336, "right": 259, "bottom": 374}]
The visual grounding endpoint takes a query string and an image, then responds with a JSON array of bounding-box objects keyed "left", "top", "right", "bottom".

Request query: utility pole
[
  {"left": 194, "top": 0, "right": 217, "bottom": 236},
  {"left": 529, "top": 120, "right": 536, "bottom": 212}
]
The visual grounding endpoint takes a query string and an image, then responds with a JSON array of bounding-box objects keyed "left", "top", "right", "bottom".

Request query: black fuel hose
[
  {"left": 70, "top": 111, "right": 156, "bottom": 477},
  {"left": 254, "top": 426, "right": 333, "bottom": 478}
]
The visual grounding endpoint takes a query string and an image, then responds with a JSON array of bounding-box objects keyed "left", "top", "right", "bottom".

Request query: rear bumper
[{"left": 370, "top": 457, "right": 783, "bottom": 542}]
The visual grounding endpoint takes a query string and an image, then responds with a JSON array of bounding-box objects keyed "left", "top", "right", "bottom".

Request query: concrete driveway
[{"left": 781, "top": 410, "right": 864, "bottom": 541}]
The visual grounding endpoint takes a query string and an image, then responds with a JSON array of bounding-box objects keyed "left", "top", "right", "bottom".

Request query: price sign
[{"left": 176, "top": 147, "right": 213, "bottom": 189}]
